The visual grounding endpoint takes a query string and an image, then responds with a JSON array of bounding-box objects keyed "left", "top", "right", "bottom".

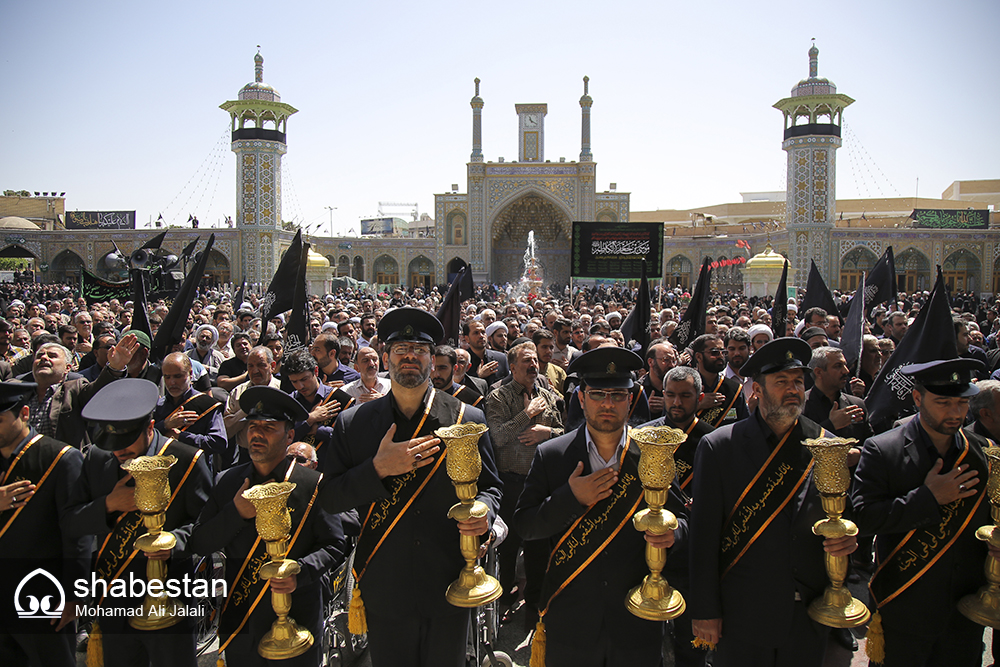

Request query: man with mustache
[
  {"left": 515, "top": 347, "right": 683, "bottom": 666},
  {"left": 430, "top": 345, "right": 483, "bottom": 408},
  {"left": 485, "top": 341, "right": 563, "bottom": 628},
  {"left": 320, "top": 308, "right": 501, "bottom": 667},
  {"left": 853, "top": 359, "right": 997, "bottom": 667},
  {"left": 639, "top": 365, "right": 714, "bottom": 667},
  {"left": 804, "top": 347, "right": 871, "bottom": 449},
  {"left": 692, "top": 334, "right": 748, "bottom": 429},
  {"left": 689, "top": 338, "right": 858, "bottom": 666}
]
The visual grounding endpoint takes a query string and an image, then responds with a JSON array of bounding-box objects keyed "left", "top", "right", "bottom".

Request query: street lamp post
[{"left": 325, "top": 206, "right": 337, "bottom": 238}]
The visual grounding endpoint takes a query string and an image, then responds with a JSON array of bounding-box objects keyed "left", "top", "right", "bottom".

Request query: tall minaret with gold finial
[
  {"left": 220, "top": 49, "right": 298, "bottom": 284},
  {"left": 470, "top": 78, "right": 484, "bottom": 163},
  {"left": 773, "top": 41, "right": 853, "bottom": 286},
  {"left": 579, "top": 76, "right": 593, "bottom": 162}
]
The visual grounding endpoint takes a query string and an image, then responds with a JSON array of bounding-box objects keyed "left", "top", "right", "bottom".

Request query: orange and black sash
[
  {"left": 167, "top": 392, "right": 222, "bottom": 434},
  {"left": 537, "top": 436, "right": 644, "bottom": 619},
  {"left": 352, "top": 390, "right": 467, "bottom": 586},
  {"left": 452, "top": 384, "right": 484, "bottom": 408},
  {"left": 719, "top": 422, "right": 827, "bottom": 578},
  {"left": 869, "top": 431, "right": 989, "bottom": 610},
  {"left": 697, "top": 375, "right": 741, "bottom": 428},
  {"left": 301, "top": 388, "right": 355, "bottom": 449},
  {"left": 218, "top": 463, "right": 321, "bottom": 655},
  {"left": 674, "top": 418, "right": 702, "bottom": 491},
  {"left": 92, "top": 439, "right": 202, "bottom": 605},
  {"left": 0, "top": 434, "right": 63, "bottom": 541}
]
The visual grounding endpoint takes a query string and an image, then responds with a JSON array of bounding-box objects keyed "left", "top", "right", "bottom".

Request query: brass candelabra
[{"left": 958, "top": 445, "right": 1000, "bottom": 628}]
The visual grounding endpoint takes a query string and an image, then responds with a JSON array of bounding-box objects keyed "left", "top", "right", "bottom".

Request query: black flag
[
  {"left": 259, "top": 230, "right": 304, "bottom": 344},
  {"left": 865, "top": 246, "right": 896, "bottom": 316},
  {"left": 233, "top": 280, "right": 247, "bottom": 308},
  {"left": 284, "top": 241, "right": 310, "bottom": 352},
  {"left": 151, "top": 234, "right": 215, "bottom": 363},
  {"left": 771, "top": 260, "right": 789, "bottom": 340},
  {"left": 800, "top": 260, "right": 840, "bottom": 322},
  {"left": 180, "top": 237, "right": 200, "bottom": 260},
  {"left": 139, "top": 230, "right": 168, "bottom": 251},
  {"left": 840, "top": 273, "right": 866, "bottom": 374},
  {"left": 620, "top": 259, "right": 651, "bottom": 356},
  {"left": 81, "top": 269, "right": 131, "bottom": 304},
  {"left": 867, "top": 267, "right": 956, "bottom": 426},
  {"left": 129, "top": 268, "right": 152, "bottom": 340},
  {"left": 670, "top": 258, "right": 712, "bottom": 350},
  {"left": 436, "top": 260, "right": 474, "bottom": 346}
]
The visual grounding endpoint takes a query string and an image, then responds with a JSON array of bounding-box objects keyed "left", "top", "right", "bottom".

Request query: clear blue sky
[{"left": 2, "top": 0, "right": 997, "bottom": 235}]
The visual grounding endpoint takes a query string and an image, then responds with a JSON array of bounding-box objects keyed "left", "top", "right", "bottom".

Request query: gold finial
[
  {"left": 474, "top": 78, "right": 480, "bottom": 96},
  {"left": 583, "top": 76, "right": 589, "bottom": 95}
]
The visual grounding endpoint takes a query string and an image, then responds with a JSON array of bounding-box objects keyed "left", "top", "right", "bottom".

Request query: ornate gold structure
[
  {"left": 242, "top": 482, "right": 314, "bottom": 659},
  {"left": 958, "top": 446, "right": 1000, "bottom": 627},
  {"left": 435, "top": 423, "right": 503, "bottom": 607},
  {"left": 122, "top": 455, "right": 182, "bottom": 630},
  {"left": 803, "top": 436, "right": 870, "bottom": 627},
  {"left": 625, "top": 426, "right": 686, "bottom": 620}
]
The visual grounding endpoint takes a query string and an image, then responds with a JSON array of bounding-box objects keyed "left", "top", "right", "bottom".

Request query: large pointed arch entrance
[{"left": 489, "top": 194, "right": 571, "bottom": 287}]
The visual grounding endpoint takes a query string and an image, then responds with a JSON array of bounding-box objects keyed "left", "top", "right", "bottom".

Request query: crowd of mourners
[{"left": 0, "top": 274, "right": 999, "bottom": 667}]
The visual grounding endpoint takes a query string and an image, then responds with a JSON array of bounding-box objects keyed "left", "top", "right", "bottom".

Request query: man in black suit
[
  {"left": 852, "top": 359, "right": 996, "bottom": 667},
  {"left": 691, "top": 334, "right": 748, "bottom": 429},
  {"left": 803, "top": 346, "right": 872, "bottom": 451},
  {"left": 689, "top": 338, "right": 858, "bottom": 666},
  {"left": 0, "top": 381, "right": 89, "bottom": 667},
  {"left": 454, "top": 347, "right": 489, "bottom": 398},
  {"left": 515, "top": 347, "right": 684, "bottom": 667},
  {"left": 189, "top": 385, "right": 344, "bottom": 667},
  {"left": 465, "top": 319, "right": 509, "bottom": 386},
  {"left": 321, "top": 308, "right": 502, "bottom": 667},
  {"left": 66, "top": 379, "right": 213, "bottom": 667}
]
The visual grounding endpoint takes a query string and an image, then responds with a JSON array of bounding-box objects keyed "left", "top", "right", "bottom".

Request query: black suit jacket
[
  {"left": 468, "top": 348, "right": 509, "bottom": 386},
  {"left": 514, "top": 426, "right": 688, "bottom": 656},
  {"left": 322, "top": 387, "right": 502, "bottom": 619},
  {"left": 688, "top": 414, "right": 832, "bottom": 645},
  {"left": 460, "top": 374, "right": 489, "bottom": 398},
  {"left": 803, "top": 387, "right": 873, "bottom": 443},
  {"left": 852, "top": 418, "right": 994, "bottom": 632}
]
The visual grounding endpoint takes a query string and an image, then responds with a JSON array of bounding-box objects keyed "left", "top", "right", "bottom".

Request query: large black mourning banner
[
  {"left": 912, "top": 209, "right": 988, "bottom": 230},
  {"left": 66, "top": 210, "right": 136, "bottom": 230},
  {"left": 571, "top": 222, "right": 664, "bottom": 279}
]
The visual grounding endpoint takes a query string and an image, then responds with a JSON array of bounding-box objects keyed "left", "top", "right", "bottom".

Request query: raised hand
[
  {"left": 372, "top": 424, "right": 441, "bottom": 479},
  {"left": 568, "top": 461, "right": 617, "bottom": 506},
  {"left": 924, "top": 459, "right": 979, "bottom": 505}
]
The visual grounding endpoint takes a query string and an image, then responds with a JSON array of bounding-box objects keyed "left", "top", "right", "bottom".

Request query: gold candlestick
[
  {"left": 803, "top": 436, "right": 870, "bottom": 628},
  {"left": 435, "top": 423, "right": 503, "bottom": 608},
  {"left": 625, "top": 426, "right": 686, "bottom": 620},
  {"left": 122, "top": 455, "right": 182, "bottom": 631},
  {"left": 958, "top": 445, "right": 1000, "bottom": 627},
  {"left": 242, "top": 482, "right": 314, "bottom": 659}
]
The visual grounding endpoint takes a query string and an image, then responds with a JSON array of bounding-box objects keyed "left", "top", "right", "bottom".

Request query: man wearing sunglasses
[
  {"left": 322, "top": 308, "right": 502, "bottom": 667},
  {"left": 515, "top": 347, "right": 686, "bottom": 666}
]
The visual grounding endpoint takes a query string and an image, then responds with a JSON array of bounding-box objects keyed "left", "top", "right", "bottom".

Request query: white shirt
[
  {"left": 585, "top": 426, "right": 628, "bottom": 472},
  {"left": 343, "top": 375, "right": 391, "bottom": 399},
  {"left": 725, "top": 364, "right": 754, "bottom": 403}
]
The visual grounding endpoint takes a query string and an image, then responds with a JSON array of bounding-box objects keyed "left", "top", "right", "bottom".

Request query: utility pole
[{"left": 325, "top": 206, "right": 337, "bottom": 237}]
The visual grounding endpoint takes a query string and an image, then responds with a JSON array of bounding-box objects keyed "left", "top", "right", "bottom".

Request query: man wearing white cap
[
  {"left": 747, "top": 324, "right": 773, "bottom": 353},
  {"left": 485, "top": 321, "right": 508, "bottom": 353}
]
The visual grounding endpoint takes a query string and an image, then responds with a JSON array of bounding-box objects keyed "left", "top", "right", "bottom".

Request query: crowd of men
[{"left": 0, "top": 276, "right": 999, "bottom": 667}]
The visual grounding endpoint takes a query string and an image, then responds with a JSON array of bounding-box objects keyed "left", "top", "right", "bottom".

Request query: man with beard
[
  {"left": 431, "top": 345, "right": 483, "bottom": 408},
  {"left": 533, "top": 329, "right": 567, "bottom": 397},
  {"left": 0, "top": 382, "right": 89, "bottom": 667},
  {"left": 357, "top": 314, "right": 377, "bottom": 349},
  {"left": 723, "top": 328, "right": 753, "bottom": 407},
  {"left": 692, "top": 334, "right": 748, "bottom": 428},
  {"left": 804, "top": 347, "right": 871, "bottom": 446},
  {"left": 66, "top": 379, "right": 212, "bottom": 667},
  {"left": 309, "top": 332, "right": 360, "bottom": 388},
  {"left": 321, "top": 308, "right": 501, "bottom": 667},
  {"left": 642, "top": 343, "right": 676, "bottom": 419},
  {"left": 638, "top": 365, "right": 714, "bottom": 667},
  {"left": 515, "top": 347, "right": 683, "bottom": 666},
  {"left": 689, "top": 338, "right": 858, "bottom": 666},
  {"left": 883, "top": 312, "right": 908, "bottom": 347},
  {"left": 217, "top": 331, "right": 252, "bottom": 391},
  {"left": 485, "top": 342, "right": 563, "bottom": 627},
  {"left": 465, "top": 320, "right": 509, "bottom": 386},
  {"left": 285, "top": 348, "right": 352, "bottom": 471},
  {"left": 187, "top": 324, "right": 225, "bottom": 374},
  {"left": 190, "top": 386, "right": 345, "bottom": 667},
  {"left": 153, "top": 352, "right": 228, "bottom": 472},
  {"left": 852, "top": 359, "right": 996, "bottom": 667},
  {"left": 485, "top": 321, "right": 509, "bottom": 353}
]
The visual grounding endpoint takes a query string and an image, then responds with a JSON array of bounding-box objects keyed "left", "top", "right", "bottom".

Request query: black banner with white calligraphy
[
  {"left": 571, "top": 222, "right": 663, "bottom": 279},
  {"left": 66, "top": 211, "right": 136, "bottom": 230},
  {"left": 912, "top": 209, "right": 989, "bottom": 230}
]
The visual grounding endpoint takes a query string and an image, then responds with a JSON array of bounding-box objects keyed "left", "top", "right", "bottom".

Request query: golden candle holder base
[
  {"left": 626, "top": 426, "right": 687, "bottom": 621},
  {"left": 959, "top": 447, "right": 1000, "bottom": 628},
  {"left": 436, "top": 423, "right": 503, "bottom": 609},
  {"left": 122, "top": 456, "right": 183, "bottom": 631},
  {"left": 243, "top": 482, "right": 315, "bottom": 660},
  {"left": 804, "top": 437, "right": 870, "bottom": 629}
]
